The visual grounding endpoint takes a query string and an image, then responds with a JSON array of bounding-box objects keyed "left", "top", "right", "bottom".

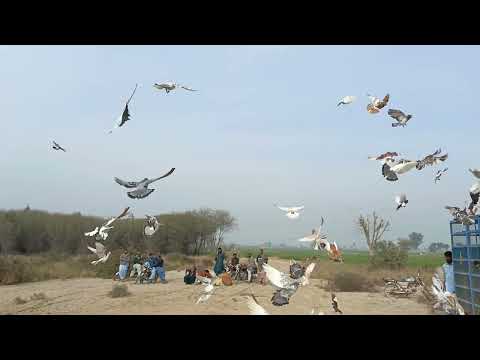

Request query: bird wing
[
  {"left": 469, "top": 168, "right": 480, "bottom": 179},
  {"left": 145, "top": 168, "right": 176, "bottom": 185},
  {"left": 114, "top": 177, "right": 139, "bottom": 189},
  {"left": 377, "top": 94, "right": 390, "bottom": 108},
  {"left": 445, "top": 206, "right": 460, "bottom": 215},
  {"left": 180, "top": 85, "right": 197, "bottom": 91},
  {"left": 298, "top": 235, "right": 315, "bottom": 242},
  {"left": 95, "top": 242, "right": 105, "bottom": 258},
  {"left": 85, "top": 227, "right": 99, "bottom": 237},
  {"left": 367, "top": 104, "right": 380, "bottom": 113},
  {"left": 387, "top": 109, "right": 405, "bottom": 120},
  {"left": 246, "top": 295, "right": 269, "bottom": 315},
  {"left": 400, "top": 193, "right": 407, "bottom": 202},
  {"left": 290, "top": 206, "right": 305, "bottom": 212},
  {"left": 274, "top": 204, "right": 290, "bottom": 212},
  {"left": 470, "top": 182, "right": 480, "bottom": 194},
  {"left": 115, "top": 207, "right": 130, "bottom": 220},
  {"left": 434, "top": 154, "right": 448, "bottom": 164},
  {"left": 87, "top": 246, "right": 97, "bottom": 254},
  {"left": 126, "top": 84, "right": 138, "bottom": 106},
  {"left": 304, "top": 263, "right": 316, "bottom": 279},
  {"left": 127, "top": 188, "right": 155, "bottom": 199},
  {"left": 262, "top": 263, "right": 288, "bottom": 289},
  {"left": 395, "top": 196, "right": 401, "bottom": 205}
]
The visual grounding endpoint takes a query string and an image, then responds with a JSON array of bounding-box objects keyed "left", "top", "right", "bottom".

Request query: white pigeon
[
  {"left": 337, "top": 95, "right": 356, "bottom": 107},
  {"left": 389, "top": 159, "right": 418, "bottom": 174},
  {"left": 87, "top": 242, "right": 111, "bottom": 265},
  {"left": 144, "top": 215, "right": 162, "bottom": 237},
  {"left": 469, "top": 168, "right": 480, "bottom": 179},
  {"left": 246, "top": 295, "right": 269, "bottom": 315},
  {"left": 85, "top": 207, "right": 130, "bottom": 241},
  {"left": 108, "top": 84, "right": 138, "bottom": 134},
  {"left": 115, "top": 168, "right": 175, "bottom": 199},
  {"left": 431, "top": 273, "right": 465, "bottom": 315},
  {"left": 263, "top": 263, "right": 314, "bottom": 291},
  {"left": 153, "top": 81, "right": 197, "bottom": 94},
  {"left": 395, "top": 194, "right": 408, "bottom": 211},
  {"left": 298, "top": 218, "right": 328, "bottom": 250},
  {"left": 195, "top": 275, "right": 217, "bottom": 304},
  {"left": 274, "top": 204, "right": 304, "bottom": 219}
]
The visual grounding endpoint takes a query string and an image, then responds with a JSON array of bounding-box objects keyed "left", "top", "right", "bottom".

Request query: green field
[{"left": 236, "top": 248, "right": 442, "bottom": 270}]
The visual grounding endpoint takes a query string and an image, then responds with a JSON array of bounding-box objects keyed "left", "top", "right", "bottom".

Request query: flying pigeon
[
  {"left": 388, "top": 109, "right": 413, "bottom": 127},
  {"left": 395, "top": 194, "right": 408, "bottom": 211},
  {"left": 416, "top": 149, "right": 448, "bottom": 170},
  {"left": 319, "top": 240, "right": 343, "bottom": 262},
  {"left": 331, "top": 293, "right": 343, "bottom": 314},
  {"left": 382, "top": 159, "right": 418, "bottom": 182},
  {"left": 153, "top": 81, "right": 197, "bottom": 94},
  {"left": 469, "top": 168, "right": 480, "bottom": 179},
  {"left": 431, "top": 274, "right": 464, "bottom": 315},
  {"left": 445, "top": 206, "right": 475, "bottom": 225},
  {"left": 366, "top": 93, "right": 389, "bottom": 114},
  {"left": 368, "top": 152, "right": 400, "bottom": 161},
  {"left": 298, "top": 218, "right": 328, "bottom": 250},
  {"left": 263, "top": 262, "right": 314, "bottom": 293},
  {"left": 115, "top": 168, "right": 175, "bottom": 199},
  {"left": 87, "top": 242, "right": 111, "bottom": 265},
  {"left": 108, "top": 84, "right": 138, "bottom": 134},
  {"left": 434, "top": 168, "right": 448, "bottom": 183},
  {"left": 337, "top": 95, "right": 356, "bottom": 107},
  {"left": 469, "top": 182, "right": 480, "bottom": 215},
  {"left": 274, "top": 204, "right": 304, "bottom": 219},
  {"left": 85, "top": 207, "right": 130, "bottom": 241},
  {"left": 246, "top": 295, "right": 270, "bottom": 315},
  {"left": 195, "top": 275, "right": 216, "bottom": 304},
  {"left": 52, "top": 141, "right": 66, "bottom": 152},
  {"left": 144, "top": 215, "right": 162, "bottom": 236}
]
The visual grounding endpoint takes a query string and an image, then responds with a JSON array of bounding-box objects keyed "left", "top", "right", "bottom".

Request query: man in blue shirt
[{"left": 442, "top": 251, "right": 455, "bottom": 294}]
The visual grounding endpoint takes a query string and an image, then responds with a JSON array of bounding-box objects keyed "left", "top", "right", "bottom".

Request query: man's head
[
  {"left": 123, "top": 250, "right": 128, "bottom": 255},
  {"left": 444, "top": 251, "right": 453, "bottom": 264},
  {"left": 149, "top": 252, "right": 153, "bottom": 257},
  {"left": 218, "top": 247, "right": 222, "bottom": 253},
  {"left": 233, "top": 253, "right": 237, "bottom": 257}
]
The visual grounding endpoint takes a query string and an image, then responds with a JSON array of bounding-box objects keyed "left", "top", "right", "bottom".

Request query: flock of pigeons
[{"left": 52, "top": 81, "right": 196, "bottom": 264}]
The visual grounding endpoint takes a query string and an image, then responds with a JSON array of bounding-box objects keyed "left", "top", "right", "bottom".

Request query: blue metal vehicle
[{"left": 450, "top": 216, "right": 480, "bottom": 315}]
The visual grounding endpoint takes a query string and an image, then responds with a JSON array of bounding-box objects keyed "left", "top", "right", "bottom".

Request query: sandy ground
[{"left": 0, "top": 259, "right": 431, "bottom": 315}]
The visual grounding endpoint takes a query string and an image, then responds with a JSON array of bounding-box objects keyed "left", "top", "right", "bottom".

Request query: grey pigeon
[
  {"left": 52, "top": 141, "right": 66, "bottom": 152},
  {"left": 115, "top": 168, "right": 175, "bottom": 199},
  {"left": 388, "top": 109, "right": 413, "bottom": 127}
]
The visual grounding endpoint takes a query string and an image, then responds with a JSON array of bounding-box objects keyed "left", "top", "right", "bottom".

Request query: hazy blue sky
[{"left": 1, "top": 45, "right": 479, "bottom": 249}]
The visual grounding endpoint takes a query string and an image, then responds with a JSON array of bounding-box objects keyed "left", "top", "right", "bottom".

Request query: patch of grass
[
  {"left": 109, "top": 283, "right": 130, "bottom": 298},
  {"left": 13, "top": 296, "right": 28, "bottom": 305}
]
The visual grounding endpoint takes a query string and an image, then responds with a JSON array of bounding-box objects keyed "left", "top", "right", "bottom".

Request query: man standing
[
  {"left": 115, "top": 250, "right": 130, "bottom": 281},
  {"left": 130, "top": 253, "right": 143, "bottom": 279},
  {"left": 214, "top": 248, "right": 225, "bottom": 276},
  {"left": 442, "top": 251, "right": 455, "bottom": 294},
  {"left": 156, "top": 254, "right": 167, "bottom": 283},
  {"left": 246, "top": 253, "right": 257, "bottom": 283},
  {"left": 256, "top": 249, "right": 268, "bottom": 285},
  {"left": 147, "top": 253, "right": 158, "bottom": 283}
]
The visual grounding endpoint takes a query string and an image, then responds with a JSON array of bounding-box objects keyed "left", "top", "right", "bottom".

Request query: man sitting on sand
[
  {"left": 114, "top": 250, "right": 130, "bottom": 281},
  {"left": 184, "top": 266, "right": 197, "bottom": 285}
]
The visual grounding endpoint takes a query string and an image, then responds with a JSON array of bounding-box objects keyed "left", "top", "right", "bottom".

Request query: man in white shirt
[{"left": 442, "top": 251, "right": 455, "bottom": 294}]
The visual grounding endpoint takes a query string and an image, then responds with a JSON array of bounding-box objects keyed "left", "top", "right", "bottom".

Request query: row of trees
[{"left": 0, "top": 207, "right": 237, "bottom": 256}]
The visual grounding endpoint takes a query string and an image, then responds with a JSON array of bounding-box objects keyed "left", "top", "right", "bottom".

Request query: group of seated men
[{"left": 113, "top": 251, "right": 167, "bottom": 284}]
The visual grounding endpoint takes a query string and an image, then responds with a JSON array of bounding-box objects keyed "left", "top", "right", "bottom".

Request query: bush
[
  {"left": 330, "top": 272, "right": 375, "bottom": 292},
  {"left": 369, "top": 241, "right": 408, "bottom": 270},
  {"left": 109, "top": 284, "right": 130, "bottom": 298}
]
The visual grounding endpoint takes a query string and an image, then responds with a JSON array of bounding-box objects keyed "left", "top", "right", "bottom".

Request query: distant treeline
[{"left": 0, "top": 207, "right": 237, "bottom": 256}]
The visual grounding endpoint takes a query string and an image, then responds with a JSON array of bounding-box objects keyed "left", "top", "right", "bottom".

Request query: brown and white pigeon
[
  {"left": 388, "top": 109, "right": 413, "bottom": 127},
  {"left": 416, "top": 149, "right": 448, "bottom": 170},
  {"left": 115, "top": 168, "right": 175, "bottom": 199},
  {"left": 445, "top": 206, "right": 475, "bottom": 225},
  {"left": 366, "top": 93, "right": 389, "bottom": 114}
]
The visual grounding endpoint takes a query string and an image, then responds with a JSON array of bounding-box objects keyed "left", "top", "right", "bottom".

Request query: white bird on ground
[
  {"left": 52, "top": 141, "right": 66, "bottom": 152},
  {"left": 469, "top": 168, "right": 480, "bottom": 179},
  {"left": 87, "top": 242, "right": 111, "bottom": 265},
  {"left": 144, "top": 215, "right": 162, "bottom": 236},
  {"left": 115, "top": 168, "right": 175, "bottom": 199},
  {"left": 108, "top": 84, "right": 138, "bottom": 134},
  {"left": 298, "top": 217, "right": 327, "bottom": 250},
  {"left": 337, "top": 96, "right": 356, "bottom": 107},
  {"left": 395, "top": 194, "right": 408, "bottom": 211},
  {"left": 153, "top": 81, "right": 197, "bottom": 94},
  {"left": 434, "top": 168, "right": 448, "bottom": 183},
  {"left": 84, "top": 207, "right": 130, "bottom": 241},
  {"left": 431, "top": 273, "right": 464, "bottom": 315},
  {"left": 195, "top": 275, "right": 216, "bottom": 304},
  {"left": 274, "top": 204, "right": 304, "bottom": 219},
  {"left": 246, "top": 295, "right": 270, "bottom": 315}
]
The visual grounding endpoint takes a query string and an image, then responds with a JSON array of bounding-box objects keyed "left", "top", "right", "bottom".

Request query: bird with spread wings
[{"left": 115, "top": 168, "right": 175, "bottom": 199}]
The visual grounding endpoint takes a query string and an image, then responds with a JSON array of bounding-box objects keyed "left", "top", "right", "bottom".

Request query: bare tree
[{"left": 357, "top": 212, "right": 391, "bottom": 256}]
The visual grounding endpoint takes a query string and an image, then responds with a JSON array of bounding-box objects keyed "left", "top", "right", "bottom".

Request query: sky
[{"left": 1, "top": 45, "right": 479, "bottom": 249}]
